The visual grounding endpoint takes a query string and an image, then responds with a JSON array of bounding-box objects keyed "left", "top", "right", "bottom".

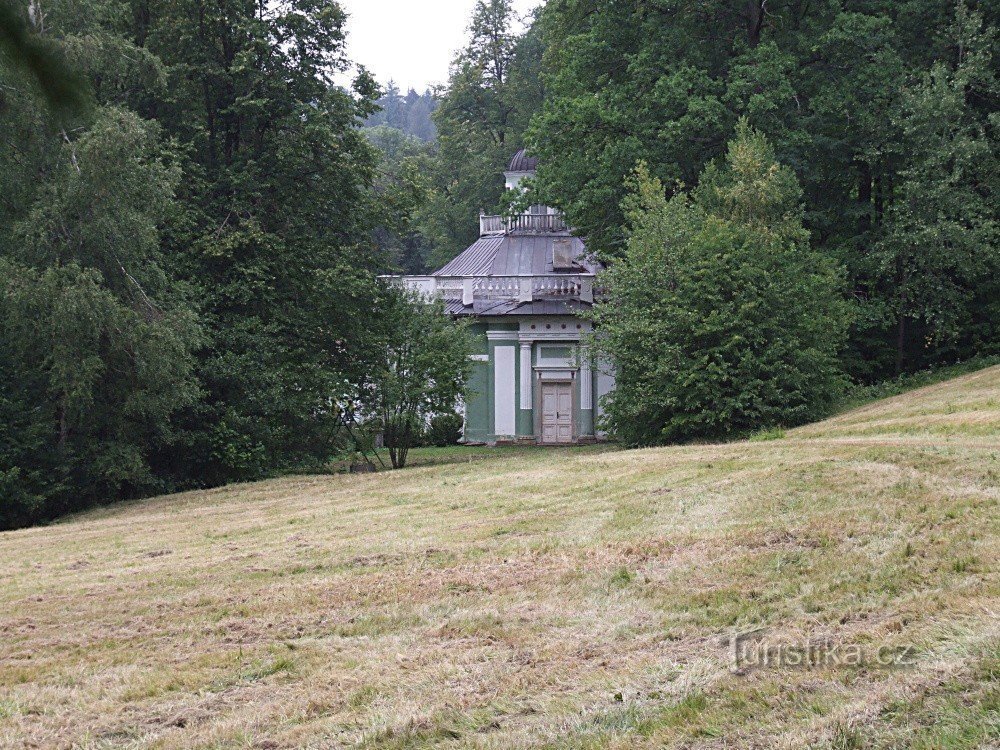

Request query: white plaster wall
[{"left": 494, "top": 346, "right": 516, "bottom": 437}]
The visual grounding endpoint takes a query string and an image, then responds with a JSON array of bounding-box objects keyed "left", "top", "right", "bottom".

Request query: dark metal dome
[{"left": 507, "top": 148, "right": 539, "bottom": 172}]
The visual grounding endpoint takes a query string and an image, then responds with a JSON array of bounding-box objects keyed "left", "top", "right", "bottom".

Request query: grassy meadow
[{"left": 1, "top": 367, "right": 998, "bottom": 749}]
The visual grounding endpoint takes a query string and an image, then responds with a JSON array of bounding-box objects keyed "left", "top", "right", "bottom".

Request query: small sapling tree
[{"left": 367, "top": 289, "right": 473, "bottom": 468}]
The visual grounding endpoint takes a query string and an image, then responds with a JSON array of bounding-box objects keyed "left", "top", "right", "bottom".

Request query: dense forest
[
  {"left": 378, "top": 0, "right": 998, "bottom": 383},
  {"left": 408, "top": 0, "right": 999, "bottom": 376},
  {"left": 0, "top": 0, "right": 441, "bottom": 527},
  {"left": 363, "top": 82, "right": 437, "bottom": 141},
  {"left": 528, "top": 0, "right": 999, "bottom": 384},
  {"left": 2, "top": 0, "right": 998, "bottom": 526}
]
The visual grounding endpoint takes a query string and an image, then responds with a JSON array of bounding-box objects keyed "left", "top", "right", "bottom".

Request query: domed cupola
[
  {"left": 505, "top": 149, "right": 539, "bottom": 192},
  {"left": 507, "top": 148, "right": 539, "bottom": 173}
]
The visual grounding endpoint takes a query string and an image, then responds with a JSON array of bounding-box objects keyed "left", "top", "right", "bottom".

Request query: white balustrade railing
[
  {"left": 435, "top": 278, "right": 465, "bottom": 297},
  {"left": 479, "top": 215, "right": 506, "bottom": 235},
  {"left": 530, "top": 276, "right": 581, "bottom": 297},
  {"left": 387, "top": 274, "right": 596, "bottom": 306},
  {"left": 479, "top": 213, "right": 569, "bottom": 236}
]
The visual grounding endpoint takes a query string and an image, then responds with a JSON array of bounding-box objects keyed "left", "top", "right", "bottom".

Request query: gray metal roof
[
  {"left": 433, "top": 235, "right": 504, "bottom": 276},
  {"left": 509, "top": 300, "right": 592, "bottom": 315},
  {"left": 444, "top": 298, "right": 592, "bottom": 317},
  {"left": 507, "top": 149, "right": 539, "bottom": 172},
  {"left": 432, "top": 234, "right": 598, "bottom": 277}
]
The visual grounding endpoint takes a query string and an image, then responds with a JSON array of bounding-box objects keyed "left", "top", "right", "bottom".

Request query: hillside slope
[
  {"left": 794, "top": 364, "right": 1000, "bottom": 440},
  {"left": 1, "top": 367, "right": 998, "bottom": 749}
]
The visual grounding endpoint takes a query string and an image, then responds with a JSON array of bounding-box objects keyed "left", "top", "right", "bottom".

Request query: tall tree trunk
[
  {"left": 746, "top": 0, "right": 765, "bottom": 47},
  {"left": 896, "top": 316, "right": 906, "bottom": 375},
  {"left": 396, "top": 417, "right": 412, "bottom": 469}
]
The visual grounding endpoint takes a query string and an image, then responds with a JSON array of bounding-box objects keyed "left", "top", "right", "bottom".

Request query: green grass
[
  {"left": 318, "top": 443, "right": 613, "bottom": 475},
  {"left": 836, "top": 356, "right": 1000, "bottom": 413},
  {"left": 0, "top": 364, "right": 997, "bottom": 749}
]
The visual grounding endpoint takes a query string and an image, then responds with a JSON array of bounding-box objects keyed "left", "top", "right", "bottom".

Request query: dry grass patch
[{"left": 1, "top": 369, "right": 998, "bottom": 748}]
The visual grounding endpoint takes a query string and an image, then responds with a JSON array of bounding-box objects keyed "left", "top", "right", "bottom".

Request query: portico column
[
  {"left": 579, "top": 346, "right": 594, "bottom": 437},
  {"left": 517, "top": 341, "right": 534, "bottom": 438}
]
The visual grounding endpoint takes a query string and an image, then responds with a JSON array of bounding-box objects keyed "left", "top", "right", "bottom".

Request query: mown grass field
[{"left": 1, "top": 367, "right": 998, "bottom": 749}]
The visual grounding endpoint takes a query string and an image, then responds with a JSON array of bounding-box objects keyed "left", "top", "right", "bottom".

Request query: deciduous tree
[
  {"left": 365, "top": 291, "right": 473, "bottom": 469},
  {"left": 871, "top": 4, "right": 999, "bottom": 373},
  {"left": 593, "top": 123, "right": 850, "bottom": 444}
]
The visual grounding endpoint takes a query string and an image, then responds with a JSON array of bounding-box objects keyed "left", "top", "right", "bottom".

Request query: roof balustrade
[
  {"left": 479, "top": 213, "right": 569, "bottom": 236},
  {"left": 388, "top": 274, "right": 595, "bottom": 305}
]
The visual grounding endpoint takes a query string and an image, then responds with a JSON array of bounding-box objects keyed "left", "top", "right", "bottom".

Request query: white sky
[{"left": 338, "top": 0, "right": 543, "bottom": 92}]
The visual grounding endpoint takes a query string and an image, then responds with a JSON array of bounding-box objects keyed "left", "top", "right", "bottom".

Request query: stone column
[
  {"left": 578, "top": 346, "right": 594, "bottom": 438},
  {"left": 517, "top": 341, "right": 534, "bottom": 439}
]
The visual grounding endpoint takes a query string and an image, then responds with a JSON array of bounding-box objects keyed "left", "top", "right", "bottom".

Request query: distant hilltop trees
[{"left": 364, "top": 81, "right": 438, "bottom": 142}]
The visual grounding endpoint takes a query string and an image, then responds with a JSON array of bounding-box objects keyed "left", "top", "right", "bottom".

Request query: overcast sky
[{"left": 338, "top": 0, "right": 543, "bottom": 92}]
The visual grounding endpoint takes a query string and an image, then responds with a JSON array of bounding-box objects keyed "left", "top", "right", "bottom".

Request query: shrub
[{"left": 427, "top": 413, "right": 464, "bottom": 447}]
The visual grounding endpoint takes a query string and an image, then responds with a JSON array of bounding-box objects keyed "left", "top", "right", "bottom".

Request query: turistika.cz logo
[{"left": 729, "top": 628, "right": 918, "bottom": 671}]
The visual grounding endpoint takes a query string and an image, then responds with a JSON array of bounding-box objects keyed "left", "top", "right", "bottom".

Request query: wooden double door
[{"left": 540, "top": 381, "right": 574, "bottom": 444}]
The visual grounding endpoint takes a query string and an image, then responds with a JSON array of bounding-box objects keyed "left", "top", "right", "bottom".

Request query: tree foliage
[
  {"left": 529, "top": 0, "right": 999, "bottom": 379},
  {"left": 363, "top": 124, "right": 435, "bottom": 274},
  {"left": 593, "top": 124, "right": 850, "bottom": 445},
  {"left": 869, "top": 4, "right": 999, "bottom": 372},
  {"left": 0, "top": 0, "right": 398, "bottom": 527},
  {"left": 366, "top": 291, "right": 473, "bottom": 469},
  {"left": 418, "top": 0, "right": 544, "bottom": 269},
  {"left": 364, "top": 83, "right": 437, "bottom": 141},
  {"left": 126, "top": 0, "right": 390, "bottom": 485},
  {"left": 0, "top": 102, "right": 200, "bottom": 528},
  {"left": 0, "top": 0, "right": 91, "bottom": 113}
]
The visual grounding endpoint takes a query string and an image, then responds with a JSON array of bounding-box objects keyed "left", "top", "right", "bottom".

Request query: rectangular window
[
  {"left": 540, "top": 345, "right": 573, "bottom": 360},
  {"left": 538, "top": 345, "right": 576, "bottom": 367}
]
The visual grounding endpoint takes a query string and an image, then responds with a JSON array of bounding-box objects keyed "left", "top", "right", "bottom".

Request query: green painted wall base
[
  {"left": 516, "top": 407, "right": 533, "bottom": 437},
  {"left": 460, "top": 319, "right": 605, "bottom": 446}
]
